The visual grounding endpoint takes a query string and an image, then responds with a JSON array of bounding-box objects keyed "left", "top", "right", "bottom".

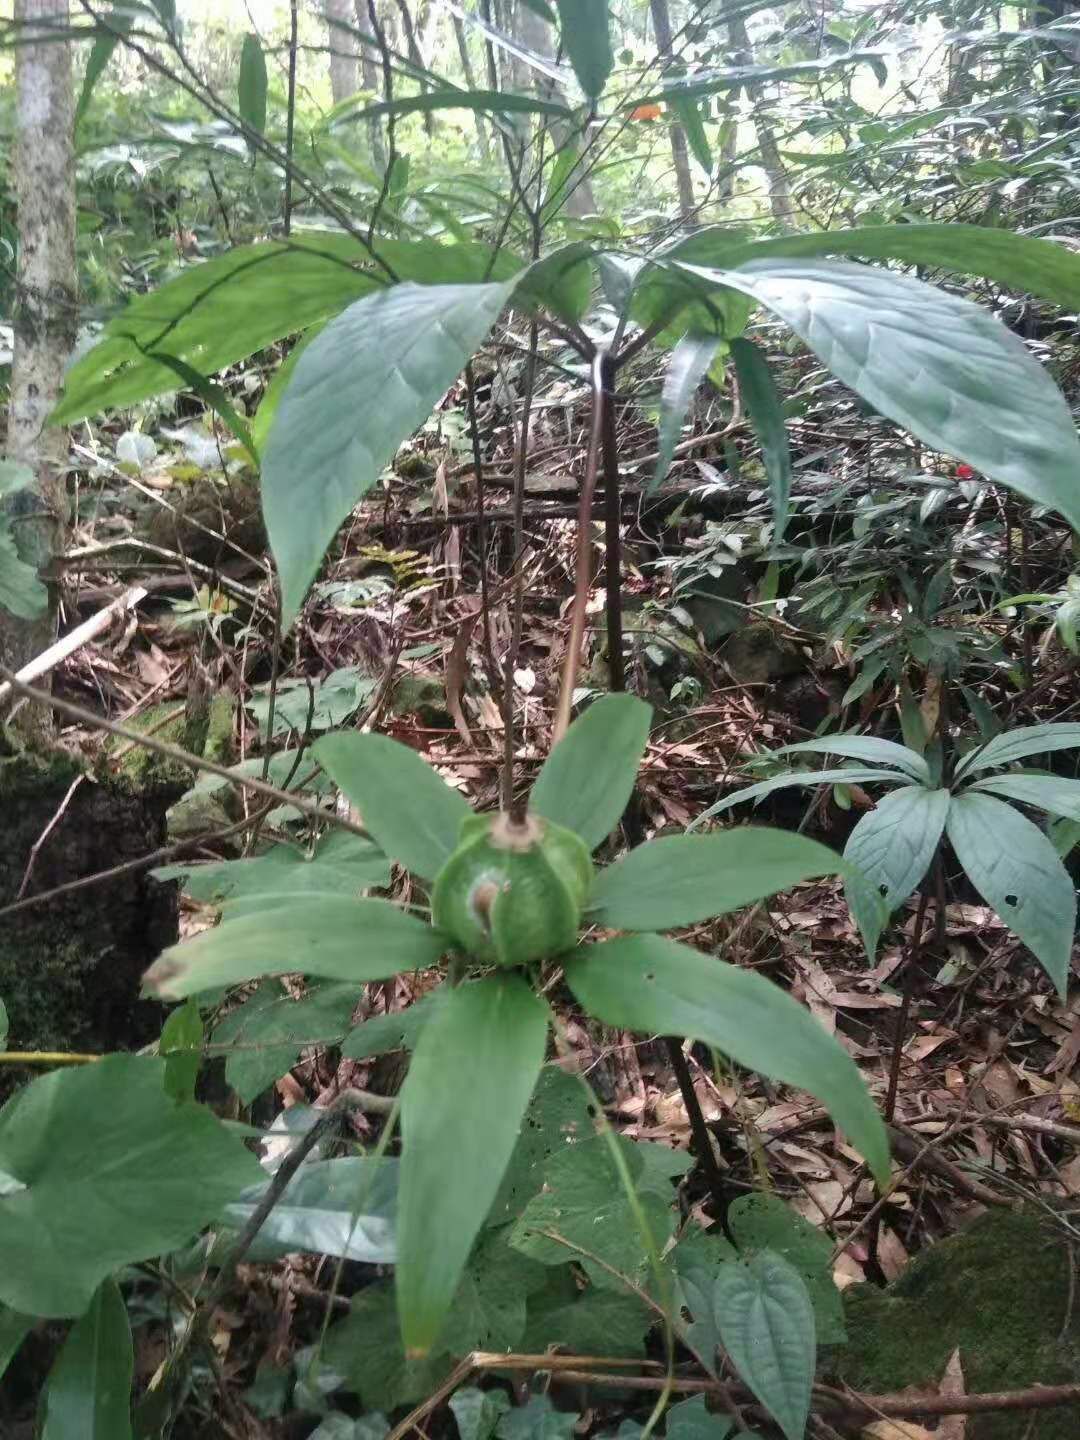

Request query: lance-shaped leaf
[
  {"left": 970, "top": 772, "right": 1080, "bottom": 821},
  {"left": 678, "top": 258, "right": 1080, "bottom": 536},
  {"left": 689, "top": 768, "right": 915, "bottom": 829},
  {"left": 589, "top": 829, "right": 855, "bottom": 931},
  {"left": 554, "top": 0, "right": 613, "bottom": 99},
  {"left": 238, "top": 33, "right": 268, "bottom": 135},
  {"left": 731, "top": 337, "right": 792, "bottom": 540},
  {"left": 397, "top": 975, "right": 550, "bottom": 1355},
  {"left": 843, "top": 786, "right": 950, "bottom": 914},
  {"left": 0, "top": 1056, "right": 263, "bottom": 1316},
  {"left": 263, "top": 280, "right": 514, "bottom": 623},
  {"left": 531, "top": 694, "right": 652, "bottom": 851},
  {"left": 946, "top": 792, "right": 1075, "bottom": 996},
  {"left": 650, "top": 333, "right": 722, "bottom": 494},
  {"left": 143, "top": 898, "right": 446, "bottom": 1000},
  {"left": 774, "top": 735, "right": 930, "bottom": 781},
  {"left": 315, "top": 731, "right": 472, "bottom": 880},
  {"left": 566, "top": 935, "right": 889, "bottom": 1183},
  {"left": 40, "top": 1280, "right": 133, "bottom": 1440},
  {"left": 713, "top": 1252, "right": 814, "bottom": 1440},
  {"left": 954, "top": 722, "right": 1080, "bottom": 778}
]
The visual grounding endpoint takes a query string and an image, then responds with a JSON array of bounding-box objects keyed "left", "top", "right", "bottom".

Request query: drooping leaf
[
  {"left": 397, "top": 975, "right": 550, "bottom": 1355},
  {"left": 774, "top": 735, "right": 930, "bottom": 781},
  {"left": 954, "top": 722, "right": 1080, "bottom": 778},
  {"left": 713, "top": 1251, "right": 815, "bottom": 1440},
  {"left": 0, "top": 1055, "right": 263, "bottom": 1316},
  {"left": 143, "top": 898, "right": 446, "bottom": 1000},
  {"left": 554, "top": 0, "right": 613, "bottom": 99},
  {"left": 946, "top": 792, "right": 1076, "bottom": 996},
  {"left": 566, "top": 935, "right": 889, "bottom": 1183},
  {"left": 970, "top": 772, "right": 1080, "bottom": 821},
  {"left": 671, "top": 95, "right": 712, "bottom": 172},
  {"left": 76, "top": 10, "right": 133, "bottom": 128},
  {"left": 222, "top": 1157, "right": 397, "bottom": 1263},
  {"left": 679, "top": 258, "right": 1080, "bottom": 535},
  {"left": 263, "top": 280, "right": 514, "bottom": 623},
  {"left": 689, "top": 768, "right": 916, "bottom": 828},
  {"left": 530, "top": 694, "right": 652, "bottom": 851},
  {"left": 315, "top": 731, "right": 472, "bottom": 880},
  {"left": 731, "top": 338, "right": 792, "bottom": 540},
  {"left": 238, "top": 34, "right": 268, "bottom": 135},
  {"left": 40, "top": 1280, "right": 133, "bottom": 1440},
  {"left": 588, "top": 829, "right": 855, "bottom": 931},
  {"left": 650, "top": 333, "right": 722, "bottom": 494},
  {"left": 0, "top": 521, "right": 47, "bottom": 620},
  {"left": 728, "top": 1193, "right": 845, "bottom": 1344},
  {"left": 160, "top": 998, "right": 203, "bottom": 1103},
  {"left": 843, "top": 787, "right": 949, "bottom": 915}
]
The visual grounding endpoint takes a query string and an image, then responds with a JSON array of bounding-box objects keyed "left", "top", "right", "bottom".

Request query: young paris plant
[{"left": 144, "top": 692, "right": 890, "bottom": 1355}]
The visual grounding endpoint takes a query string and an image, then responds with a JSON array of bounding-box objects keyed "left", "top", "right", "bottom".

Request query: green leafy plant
[
  {"left": 697, "top": 723, "right": 1080, "bottom": 995},
  {"left": 143, "top": 692, "right": 888, "bottom": 1356}
]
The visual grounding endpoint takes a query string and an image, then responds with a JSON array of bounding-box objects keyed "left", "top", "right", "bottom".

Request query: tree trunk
[
  {"left": 513, "top": 0, "right": 597, "bottom": 219},
  {"left": 727, "top": 8, "right": 795, "bottom": 230},
  {"left": 649, "top": 0, "right": 696, "bottom": 224},
  {"left": 394, "top": 0, "right": 436, "bottom": 134},
  {"left": 325, "top": 0, "right": 359, "bottom": 105},
  {"left": 452, "top": 10, "right": 492, "bottom": 162},
  {"left": 352, "top": 0, "right": 388, "bottom": 170},
  {"left": 1, "top": 0, "right": 77, "bottom": 740}
]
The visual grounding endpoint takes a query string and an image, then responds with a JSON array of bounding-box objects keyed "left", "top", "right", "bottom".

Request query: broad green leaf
[
  {"left": 517, "top": 242, "right": 595, "bottom": 324},
  {"left": 143, "top": 898, "right": 445, "bottom": 999},
  {"left": 630, "top": 257, "right": 754, "bottom": 350},
  {"left": 451, "top": 1386, "right": 511, "bottom": 1440},
  {"left": 970, "top": 773, "right": 1080, "bottom": 821},
  {"left": 160, "top": 998, "right": 203, "bottom": 1103},
  {"left": 843, "top": 786, "right": 949, "bottom": 914},
  {"left": 41, "top": 1280, "right": 133, "bottom": 1440},
  {"left": 731, "top": 338, "right": 792, "bottom": 540},
  {"left": 0, "top": 1055, "right": 263, "bottom": 1316},
  {"left": 946, "top": 792, "right": 1076, "bottom": 996},
  {"left": 589, "top": 829, "right": 854, "bottom": 930},
  {"left": 679, "top": 258, "right": 1080, "bottom": 535},
  {"left": 397, "top": 975, "right": 550, "bottom": 1354},
  {"left": 670, "top": 1229, "right": 733, "bottom": 1375},
  {"left": 955, "top": 722, "right": 1080, "bottom": 778},
  {"left": 498, "top": 1394, "right": 579, "bottom": 1440},
  {"left": 315, "top": 731, "right": 472, "bottom": 880},
  {"left": 440, "top": 1227, "right": 548, "bottom": 1352},
  {"left": 324, "top": 1280, "right": 452, "bottom": 1411},
  {"left": 713, "top": 1251, "right": 814, "bottom": 1440},
  {"left": 689, "top": 768, "right": 916, "bottom": 827},
  {"left": 565, "top": 935, "right": 889, "bottom": 1183},
  {"left": 666, "top": 1395, "right": 733, "bottom": 1440},
  {"left": 157, "top": 830, "right": 390, "bottom": 906},
  {"left": 222, "top": 1157, "right": 397, "bottom": 1262},
  {"left": 554, "top": 0, "right": 613, "bottom": 99},
  {"left": 717, "top": 223, "right": 1080, "bottom": 314},
  {"left": 728, "top": 1193, "right": 844, "bottom": 1345},
  {"left": 239, "top": 33, "right": 268, "bottom": 134},
  {"left": 53, "top": 236, "right": 381, "bottom": 421},
  {"left": 250, "top": 323, "right": 323, "bottom": 457},
  {"left": 213, "top": 980, "right": 361, "bottom": 1102},
  {"left": 775, "top": 735, "right": 930, "bottom": 781},
  {"left": 0, "top": 521, "right": 47, "bottom": 620},
  {"left": 341, "top": 988, "right": 445, "bottom": 1061},
  {"left": 491, "top": 1066, "right": 597, "bottom": 1223},
  {"left": 650, "top": 333, "right": 722, "bottom": 494},
  {"left": 509, "top": 1136, "right": 673, "bottom": 1288},
  {"left": 531, "top": 694, "right": 652, "bottom": 851},
  {"left": 76, "top": 10, "right": 133, "bottom": 128},
  {"left": 263, "top": 281, "right": 513, "bottom": 623},
  {"left": 671, "top": 95, "right": 712, "bottom": 173},
  {"left": 522, "top": 1269, "right": 651, "bottom": 1357}
]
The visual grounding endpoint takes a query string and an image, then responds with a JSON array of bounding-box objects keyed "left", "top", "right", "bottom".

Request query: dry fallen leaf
[
  {"left": 937, "top": 1346, "right": 967, "bottom": 1440},
  {"left": 863, "top": 1423, "right": 934, "bottom": 1440}
]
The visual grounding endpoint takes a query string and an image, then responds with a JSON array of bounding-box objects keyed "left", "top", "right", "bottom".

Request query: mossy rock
[
  {"left": 719, "top": 621, "right": 804, "bottom": 685},
  {"left": 832, "top": 1209, "right": 1080, "bottom": 1439}
]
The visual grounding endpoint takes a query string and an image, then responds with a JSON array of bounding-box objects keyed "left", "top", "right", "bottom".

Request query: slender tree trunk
[
  {"left": 1, "top": 0, "right": 77, "bottom": 738},
  {"left": 352, "top": 0, "right": 388, "bottom": 169},
  {"left": 325, "top": 0, "right": 360, "bottom": 104},
  {"left": 452, "top": 10, "right": 492, "bottom": 161},
  {"left": 514, "top": 0, "right": 597, "bottom": 218},
  {"left": 394, "top": 0, "right": 436, "bottom": 133},
  {"left": 727, "top": 8, "right": 795, "bottom": 230},
  {"left": 649, "top": 0, "right": 695, "bottom": 224}
]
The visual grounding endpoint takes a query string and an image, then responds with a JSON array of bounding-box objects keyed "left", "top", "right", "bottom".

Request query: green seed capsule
[{"left": 432, "top": 811, "right": 592, "bottom": 967}]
